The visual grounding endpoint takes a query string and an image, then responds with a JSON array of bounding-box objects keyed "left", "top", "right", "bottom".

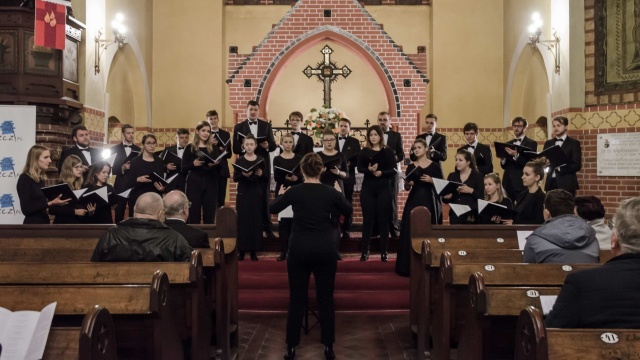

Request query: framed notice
[{"left": 597, "top": 133, "right": 640, "bottom": 176}]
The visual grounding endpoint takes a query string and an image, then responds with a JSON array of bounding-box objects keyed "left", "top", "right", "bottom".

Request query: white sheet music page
[
  {"left": 539, "top": 295, "right": 558, "bottom": 316},
  {"left": 0, "top": 302, "right": 57, "bottom": 360},
  {"left": 517, "top": 231, "right": 534, "bottom": 250}
]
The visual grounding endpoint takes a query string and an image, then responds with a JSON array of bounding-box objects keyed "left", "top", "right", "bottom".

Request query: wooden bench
[
  {"left": 0, "top": 270, "right": 179, "bottom": 359},
  {"left": 0, "top": 206, "right": 239, "bottom": 359},
  {"left": 515, "top": 306, "right": 640, "bottom": 360},
  {"left": 0, "top": 251, "right": 208, "bottom": 360},
  {"left": 431, "top": 252, "right": 600, "bottom": 360}
]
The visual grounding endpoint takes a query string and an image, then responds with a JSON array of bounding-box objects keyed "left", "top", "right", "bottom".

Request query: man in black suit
[
  {"left": 232, "top": 100, "right": 277, "bottom": 238},
  {"left": 546, "top": 197, "right": 640, "bottom": 328},
  {"left": 337, "top": 118, "right": 361, "bottom": 240},
  {"left": 208, "top": 110, "right": 233, "bottom": 208},
  {"left": 58, "top": 125, "right": 102, "bottom": 179},
  {"left": 412, "top": 113, "right": 447, "bottom": 164},
  {"left": 162, "top": 190, "right": 209, "bottom": 248},
  {"left": 460, "top": 122, "right": 493, "bottom": 176},
  {"left": 111, "top": 124, "right": 142, "bottom": 223},
  {"left": 543, "top": 116, "right": 582, "bottom": 197},
  {"left": 289, "top": 111, "right": 314, "bottom": 156},
  {"left": 160, "top": 128, "right": 190, "bottom": 194},
  {"left": 378, "top": 111, "right": 405, "bottom": 238},
  {"left": 500, "top": 116, "right": 538, "bottom": 201}
]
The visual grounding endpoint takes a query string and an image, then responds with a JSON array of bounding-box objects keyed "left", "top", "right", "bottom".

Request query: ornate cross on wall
[{"left": 302, "top": 45, "right": 352, "bottom": 108}]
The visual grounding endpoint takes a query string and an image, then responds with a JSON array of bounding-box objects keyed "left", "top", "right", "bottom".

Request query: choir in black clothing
[
  {"left": 82, "top": 161, "right": 116, "bottom": 224},
  {"left": 317, "top": 130, "right": 349, "bottom": 194},
  {"left": 181, "top": 121, "right": 221, "bottom": 224},
  {"left": 57, "top": 125, "right": 101, "bottom": 181},
  {"left": 273, "top": 133, "right": 303, "bottom": 261},
  {"left": 127, "top": 134, "right": 166, "bottom": 217},
  {"left": 269, "top": 153, "right": 352, "bottom": 360},
  {"left": 233, "top": 134, "right": 269, "bottom": 261},
  {"left": 49, "top": 155, "right": 94, "bottom": 224},
  {"left": 357, "top": 125, "right": 397, "bottom": 262},
  {"left": 499, "top": 117, "right": 538, "bottom": 201},
  {"left": 336, "top": 118, "right": 361, "bottom": 240},
  {"left": 395, "top": 138, "right": 443, "bottom": 276},
  {"left": 208, "top": 110, "right": 233, "bottom": 208},
  {"left": 17, "top": 145, "right": 69, "bottom": 224},
  {"left": 442, "top": 149, "right": 484, "bottom": 224},
  {"left": 160, "top": 128, "right": 190, "bottom": 193},
  {"left": 504, "top": 157, "right": 546, "bottom": 225},
  {"left": 288, "top": 111, "right": 315, "bottom": 156},
  {"left": 474, "top": 172, "right": 514, "bottom": 224},
  {"left": 377, "top": 112, "right": 404, "bottom": 238},
  {"left": 543, "top": 116, "right": 582, "bottom": 197},
  {"left": 111, "top": 124, "right": 141, "bottom": 223},
  {"left": 412, "top": 113, "right": 447, "bottom": 164},
  {"left": 460, "top": 122, "right": 494, "bottom": 176}
]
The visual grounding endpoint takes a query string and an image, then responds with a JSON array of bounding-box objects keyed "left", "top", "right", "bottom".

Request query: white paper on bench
[
  {"left": 517, "top": 231, "right": 534, "bottom": 251},
  {"left": 539, "top": 295, "right": 558, "bottom": 316},
  {"left": 0, "top": 302, "right": 57, "bottom": 360}
]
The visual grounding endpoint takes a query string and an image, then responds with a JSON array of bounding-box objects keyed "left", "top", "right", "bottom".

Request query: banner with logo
[{"left": 0, "top": 106, "right": 36, "bottom": 224}]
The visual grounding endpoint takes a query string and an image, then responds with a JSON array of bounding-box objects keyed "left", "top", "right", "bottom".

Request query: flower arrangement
[{"left": 304, "top": 106, "right": 348, "bottom": 139}]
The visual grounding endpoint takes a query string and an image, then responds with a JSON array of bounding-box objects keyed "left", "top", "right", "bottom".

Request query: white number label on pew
[
  {"left": 458, "top": 250, "right": 467, "bottom": 256},
  {"left": 438, "top": 238, "right": 445, "bottom": 243},
  {"left": 496, "top": 238, "right": 504, "bottom": 243},
  {"left": 526, "top": 290, "right": 539, "bottom": 298},
  {"left": 484, "top": 265, "right": 495, "bottom": 271},
  {"left": 562, "top": 265, "right": 573, "bottom": 272},
  {"left": 600, "top": 333, "right": 619, "bottom": 344}
]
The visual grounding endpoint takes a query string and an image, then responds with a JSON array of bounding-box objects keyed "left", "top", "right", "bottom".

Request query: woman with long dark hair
[
  {"left": 395, "top": 138, "right": 443, "bottom": 276},
  {"left": 270, "top": 152, "right": 352, "bottom": 360},
  {"left": 357, "top": 125, "right": 397, "bottom": 262},
  {"left": 503, "top": 157, "right": 546, "bottom": 225},
  {"left": 127, "top": 133, "right": 166, "bottom": 217},
  {"left": 442, "top": 149, "right": 484, "bottom": 224}
]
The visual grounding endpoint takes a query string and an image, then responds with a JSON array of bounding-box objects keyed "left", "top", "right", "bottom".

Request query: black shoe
[
  {"left": 284, "top": 345, "right": 295, "bottom": 359},
  {"left": 381, "top": 253, "right": 388, "bottom": 262},
  {"left": 238, "top": 251, "right": 245, "bottom": 261},
  {"left": 360, "top": 253, "right": 369, "bottom": 261},
  {"left": 250, "top": 252, "right": 259, "bottom": 261},
  {"left": 324, "top": 346, "right": 335, "bottom": 360},
  {"left": 277, "top": 253, "right": 286, "bottom": 261}
]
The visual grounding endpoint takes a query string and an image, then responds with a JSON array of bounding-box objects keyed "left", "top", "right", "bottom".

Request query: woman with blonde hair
[
  {"left": 50, "top": 155, "right": 95, "bottom": 224},
  {"left": 475, "top": 172, "right": 513, "bottom": 224},
  {"left": 17, "top": 145, "right": 69, "bottom": 224}
]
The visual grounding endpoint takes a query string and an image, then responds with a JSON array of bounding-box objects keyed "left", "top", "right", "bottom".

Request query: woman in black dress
[
  {"left": 442, "top": 149, "right": 484, "bottom": 224},
  {"left": 17, "top": 145, "right": 69, "bottom": 224},
  {"left": 317, "top": 130, "right": 349, "bottom": 193},
  {"left": 83, "top": 161, "right": 115, "bottom": 224},
  {"left": 270, "top": 153, "right": 352, "bottom": 360},
  {"left": 182, "top": 120, "right": 220, "bottom": 224},
  {"left": 273, "top": 133, "right": 302, "bottom": 261},
  {"left": 475, "top": 172, "right": 514, "bottom": 224},
  {"left": 504, "top": 157, "right": 546, "bottom": 225},
  {"left": 50, "top": 155, "right": 94, "bottom": 224},
  {"left": 357, "top": 125, "right": 397, "bottom": 262},
  {"left": 395, "top": 138, "right": 443, "bottom": 276},
  {"left": 127, "top": 134, "right": 166, "bottom": 216},
  {"left": 233, "top": 134, "right": 269, "bottom": 261}
]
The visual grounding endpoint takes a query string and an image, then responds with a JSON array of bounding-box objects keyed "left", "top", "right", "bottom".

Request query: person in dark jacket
[
  {"left": 523, "top": 189, "right": 598, "bottom": 264},
  {"left": 163, "top": 190, "right": 209, "bottom": 248},
  {"left": 91, "top": 192, "right": 192, "bottom": 262},
  {"left": 546, "top": 197, "right": 640, "bottom": 328}
]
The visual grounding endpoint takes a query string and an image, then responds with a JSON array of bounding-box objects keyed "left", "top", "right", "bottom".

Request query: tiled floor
[{"left": 238, "top": 311, "right": 417, "bottom": 360}]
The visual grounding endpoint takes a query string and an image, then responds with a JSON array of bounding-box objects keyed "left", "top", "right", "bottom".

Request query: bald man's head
[
  {"left": 133, "top": 192, "right": 165, "bottom": 220},
  {"left": 163, "top": 190, "right": 189, "bottom": 219}
]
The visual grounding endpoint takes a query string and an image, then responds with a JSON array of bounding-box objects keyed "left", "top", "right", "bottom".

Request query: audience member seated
[
  {"left": 91, "top": 192, "right": 193, "bottom": 262},
  {"left": 546, "top": 197, "right": 640, "bottom": 328},
  {"left": 523, "top": 189, "right": 598, "bottom": 264},
  {"left": 575, "top": 195, "right": 612, "bottom": 251},
  {"left": 163, "top": 190, "right": 210, "bottom": 248}
]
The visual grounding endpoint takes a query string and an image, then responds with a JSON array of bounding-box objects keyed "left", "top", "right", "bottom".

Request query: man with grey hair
[
  {"left": 546, "top": 197, "right": 640, "bottom": 328},
  {"left": 163, "top": 190, "right": 209, "bottom": 248},
  {"left": 91, "top": 192, "right": 193, "bottom": 262}
]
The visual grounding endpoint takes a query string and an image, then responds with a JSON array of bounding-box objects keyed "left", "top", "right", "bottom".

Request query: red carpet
[{"left": 238, "top": 257, "right": 410, "bottom": 312}]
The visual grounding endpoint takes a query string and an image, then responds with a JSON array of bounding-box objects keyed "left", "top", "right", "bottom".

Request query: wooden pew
[
  {"left": 431, "top": 252, "right": 600, "bottom": 360},
  {"left": 0, "top": 251, "right": 208, "bottom": 360},
  {"left": 42, "top": 305, "right": 118, "bottom": 360},
  {"left": 515, "top": 306, "right": 640, "bottom": 360},
  {"left": 456, "top": 272, "right": 561, "bottom": 360},
  {"left": 0, "top": 271, "right": 180, "bottom": 359}
]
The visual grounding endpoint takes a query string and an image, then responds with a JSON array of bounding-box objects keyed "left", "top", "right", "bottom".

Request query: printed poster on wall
[
  {"left": 597, "top": 133, "right": 640, "bottom": 176},
  {"left": 0, "top": 105, "right": 37, "bottom": 224}
]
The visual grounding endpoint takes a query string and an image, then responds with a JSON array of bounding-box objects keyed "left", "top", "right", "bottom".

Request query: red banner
[{"left": 34, "top": 0, "right": 66, "bottom": 50}]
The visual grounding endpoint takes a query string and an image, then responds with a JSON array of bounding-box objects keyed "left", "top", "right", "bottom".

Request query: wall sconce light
[
  {"left": 94, "top": 13, "right": 127, "bottom": 75},
  {"left": 528, "top": 12, "right": 560, "bottom": 74}
]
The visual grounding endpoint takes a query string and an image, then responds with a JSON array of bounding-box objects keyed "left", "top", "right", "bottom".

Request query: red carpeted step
[{"left": 238, "top": 257, "right": 409, "bottom": 312}]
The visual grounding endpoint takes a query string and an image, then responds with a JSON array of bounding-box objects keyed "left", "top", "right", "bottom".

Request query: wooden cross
[{"left": 302, "top": 45, "right": 352, "bottom": 108}]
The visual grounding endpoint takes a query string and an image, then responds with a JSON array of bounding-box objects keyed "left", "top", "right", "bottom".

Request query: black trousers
[
  {"left": 217, "top": 177, "right": 228, "bottom": 208},
  {"left": 186, "top": 172, "right": 218, "bottom": 224},
  {"left": 286, "top": 252, "right": 337, "bottom": 346},
  {"left": 279, "top": 218, "right": 292, "bottom": 255},
  {"left": 114, "top": 197, "right": 127, "bottom": 223},
  {"left": 342, "top": 173, "right": 356, "bottom": 233},
  {"left": 360, "top": 183, "right": 392, "bottom": 254},
  {"left": 388, "top": 176, "right": 400, "bottom": 235}
]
